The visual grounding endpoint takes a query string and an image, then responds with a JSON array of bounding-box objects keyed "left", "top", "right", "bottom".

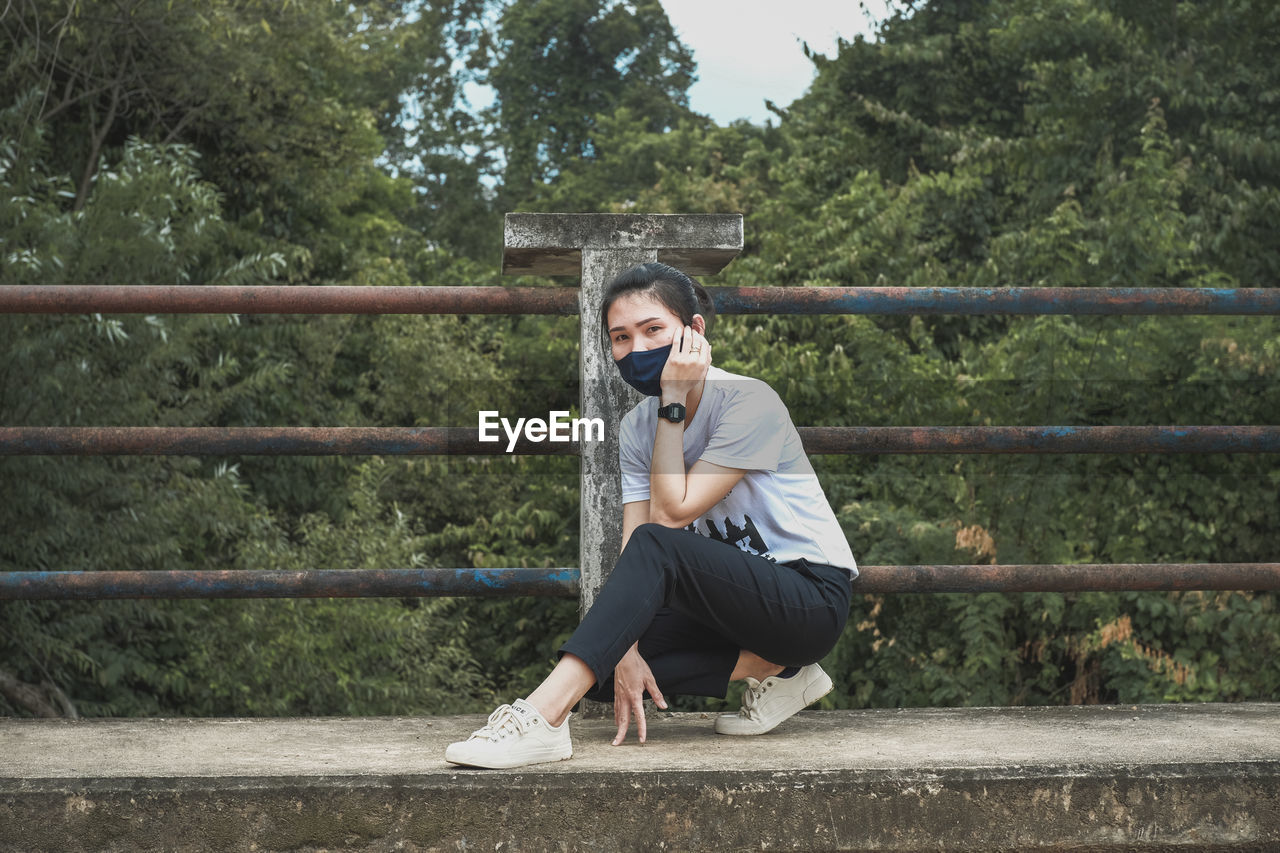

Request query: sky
[{"left": 661, "top": 0, "right": 893, "bottom": 125}]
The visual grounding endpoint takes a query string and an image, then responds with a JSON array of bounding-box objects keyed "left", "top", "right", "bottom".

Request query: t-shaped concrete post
[{"left": 503, "top": 213, "right": 743, "bottom": 618}]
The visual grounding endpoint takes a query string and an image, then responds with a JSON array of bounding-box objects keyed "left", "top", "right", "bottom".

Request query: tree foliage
[
  {"left": 1, "top": 0, "right": 1277, "bottom": 718},
  {"left": 489, "top": 0, "right": 696, "bottom": 206},
  {"left": 713, "top": 0, "right": 1280, "bottom": 707}
]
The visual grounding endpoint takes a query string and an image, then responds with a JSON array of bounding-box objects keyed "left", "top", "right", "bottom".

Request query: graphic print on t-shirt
[{"left": 688, "top": 514, "right": 774, "bottom": 560}]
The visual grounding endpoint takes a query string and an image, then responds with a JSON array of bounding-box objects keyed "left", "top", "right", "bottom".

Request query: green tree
[
  {"left": 0, "top": 0, "right": 522, "bottom": 717},
  {"left": 488, "top": 0, "right": 697, "bottom": 207},
  {"left": 534, "top": 0, "right": 1280, "bottom": 709},
  {"left": 736, "top": 0, "right": 1280, "bottom": 707},
  {"left": 5, "top": 0, "right": 1279, "bottom": 719}
]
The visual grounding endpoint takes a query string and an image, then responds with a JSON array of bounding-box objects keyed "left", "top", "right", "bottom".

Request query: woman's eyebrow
[{"left": 608, "top": 316, "right": 662, "bottom": 334}]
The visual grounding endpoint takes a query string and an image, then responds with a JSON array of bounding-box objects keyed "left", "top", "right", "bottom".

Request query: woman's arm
[
  {"left": 649, "top": 456, "right": 745, "bottom": 528},
  {"left": 648, "top": 323, "right": 747, "bottom": 528},
  {"left": 613, "top": 499, "right": 667, "bottom": 745},
  {"left": 620, "top": 500, "right": 649, "bottom": 550}
]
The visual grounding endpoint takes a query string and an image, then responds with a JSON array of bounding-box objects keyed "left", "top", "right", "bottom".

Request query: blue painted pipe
[
  {"left": 0, "top": 569, "right": 581, "bottom": 600},
  {"left": 710, "top": 286, "right": 1280, "bottom": 315},
  {"left": 799, "top": 426, "right": 1280, "bottom": 454}
]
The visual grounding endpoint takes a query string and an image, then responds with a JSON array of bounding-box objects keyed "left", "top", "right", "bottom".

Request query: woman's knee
[
  {"left": 625, "top": 522, "right": 685, "bottom": 554},
  {"left": 616, "top": 522, "right": 689, "bottom": 576}
]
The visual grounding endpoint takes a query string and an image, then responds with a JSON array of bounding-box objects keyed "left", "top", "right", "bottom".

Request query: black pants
[{"left": 559, "top": 522, "right": 852, "bottom": 702}]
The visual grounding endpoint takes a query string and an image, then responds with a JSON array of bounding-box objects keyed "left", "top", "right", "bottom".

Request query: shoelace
[
  {"left": 469, "top": 703, "right": 530, "bottom": 742},
  {"left": 737, "top": 677, "right": 770, "bottom": 719}
]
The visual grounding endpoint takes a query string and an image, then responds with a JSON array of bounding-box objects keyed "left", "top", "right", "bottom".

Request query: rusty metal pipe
[
  {"left": 0, "top": 286, "right": 579, "bottom": 315},
  {"left": 0, "top": 427, "right": 579, "bottom": 456},
  {"left": 4, "top": 286, "right": 1280, "bottom": 316},
  {"left": 851, "top": 563, "right": 1280, "bottom": 593},
  {"left": 3, "top": 564, "right": 1275, "bottom": 599},
  {"left": 0, "top": 569, "right": 580, "bottom": 600},
  {"left": 797, "top": 426, "right": 1280, "bottom": 455},
  {"left": 2, "top": 426, "right": 1277, "bottom": 456}
]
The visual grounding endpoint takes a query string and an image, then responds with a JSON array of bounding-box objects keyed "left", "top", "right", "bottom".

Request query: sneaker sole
[
  {"left": 444, "top": 744, "right": 573, "bottom": 770},
  {"left": 714, "top": 669, "right": 834, "bottom": 736}
]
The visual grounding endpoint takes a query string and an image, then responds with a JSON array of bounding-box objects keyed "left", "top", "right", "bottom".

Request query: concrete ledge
[{"left": 2, "top": 704, "right": 1278, "bottom": 851}]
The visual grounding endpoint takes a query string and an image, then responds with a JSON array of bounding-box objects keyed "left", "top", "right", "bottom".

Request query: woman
[{"left": 445, "top": 263, "right": 857, "bottom": 769}]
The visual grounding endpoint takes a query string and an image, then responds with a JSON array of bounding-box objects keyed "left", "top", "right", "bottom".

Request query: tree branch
[
  {"left": 40, "top": 79, "right": 117, "bottom": 123},
  {"left": 160, "top": 103, "right": 203, "bottom": 145},
  {"left": 73, "top": 76, "right": 121, "bottom": 213}
]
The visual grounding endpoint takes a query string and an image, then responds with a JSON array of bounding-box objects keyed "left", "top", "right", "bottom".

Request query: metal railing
[
  {"left": 2, "top": 214, "right": 1278, "bottom": 600},
  {"left": 2, "top": 425, "right": 1277, "bottom": 457},
  {"left": 6, "top": 283, "right": 1280, "bottom": 316}
]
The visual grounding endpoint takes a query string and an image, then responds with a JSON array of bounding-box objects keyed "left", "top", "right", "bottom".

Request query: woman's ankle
[
  {"left": 730, "top": 650, "right": 785, "bottom": 682},
  {"left": 524, "top": 689, "right": 574, "bottom": 728},
  {"left": 524, "top": 653, "right": 595, "bottom": 727}
]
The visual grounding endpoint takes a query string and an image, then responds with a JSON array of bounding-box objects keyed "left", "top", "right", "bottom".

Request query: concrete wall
[{"left": 3, "top": 704, "right": 1278, "bottom": 851}]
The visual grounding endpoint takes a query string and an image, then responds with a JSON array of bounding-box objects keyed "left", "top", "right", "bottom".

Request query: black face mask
[{"left": 614, "top": 344, "right": 672, "bottom": 396}]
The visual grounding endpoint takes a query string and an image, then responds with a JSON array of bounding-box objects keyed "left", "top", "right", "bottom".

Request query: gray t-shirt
[{"left": 619, "top": 366, "right": 858, "bottom": 577}]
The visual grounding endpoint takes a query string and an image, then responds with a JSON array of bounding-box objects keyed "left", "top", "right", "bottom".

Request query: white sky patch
[{"left": 661, "top": 0, "right": 892, "bottom": 125}]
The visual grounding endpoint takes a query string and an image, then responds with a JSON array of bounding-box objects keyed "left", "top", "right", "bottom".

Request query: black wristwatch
[{"left": 657, "top": 402, "right": 686, "bottom": 423}]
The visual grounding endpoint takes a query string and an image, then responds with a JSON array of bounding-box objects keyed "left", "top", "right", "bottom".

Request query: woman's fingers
[
  {"left": 647, "top": 677, "right": 668, "bottom": 710},
  {"left": 671, "top": 325, "right": 704, "bottom": 356},
  {"left": 613, "top": 700, "right": 630, "bottom": 745},
  {"left": 611, "top": 647, "right": 664, "bottom": 746},
  {"left": 678, "top": 326, "right": 710, "bottom": 362},
  {"left": 692, "top": 332, "right": 709, "bottom": 365},
  {"left": 660, "top": 326, "right": 707, "bottom": 400},
  {"left": 635, "top": 694, "right": 647, "bottom": 743},
  {"left": 664, "top": 326, "right": 709, "bottom": 371},
  {"left": 613, "top": 692, "right": 648, "bottom": 745}
]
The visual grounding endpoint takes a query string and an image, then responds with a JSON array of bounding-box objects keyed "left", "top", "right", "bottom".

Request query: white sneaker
[
  {"left": 444, "top": 698, "right": 573, "bottom": 769},
  {"left": 714, "top": 663, "right": 833, "bottom": 736}
]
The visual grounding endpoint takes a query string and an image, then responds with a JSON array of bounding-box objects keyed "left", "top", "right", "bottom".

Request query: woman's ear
[{"left": 692, "top": 313, "right": 706, "bottom": 335}]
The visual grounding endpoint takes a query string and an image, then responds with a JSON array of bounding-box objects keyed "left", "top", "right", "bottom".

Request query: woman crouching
[{"left": 446, "top": 262, "right": 857, "bottom": 769}]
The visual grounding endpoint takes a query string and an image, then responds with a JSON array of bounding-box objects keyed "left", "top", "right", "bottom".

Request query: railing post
[{"left": 503, "top": 214, "right": 743, "bottom": 619}]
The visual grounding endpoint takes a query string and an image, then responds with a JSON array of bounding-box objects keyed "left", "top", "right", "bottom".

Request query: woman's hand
[
  {"left": 612, "top": 643, "right": 668, "bottom": 745},
  {"left": 658, "top": 324, "right": 710, "bottom": 405}
]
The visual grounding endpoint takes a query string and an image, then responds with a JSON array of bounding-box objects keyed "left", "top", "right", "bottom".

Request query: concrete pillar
[{"left": 502, "top": 214, "right": 743, "bottom": 616}]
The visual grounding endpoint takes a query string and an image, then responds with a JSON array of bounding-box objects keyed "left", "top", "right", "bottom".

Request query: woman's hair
[{"left": 600, "top": 262, "right": 716, "bottom": 348}]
